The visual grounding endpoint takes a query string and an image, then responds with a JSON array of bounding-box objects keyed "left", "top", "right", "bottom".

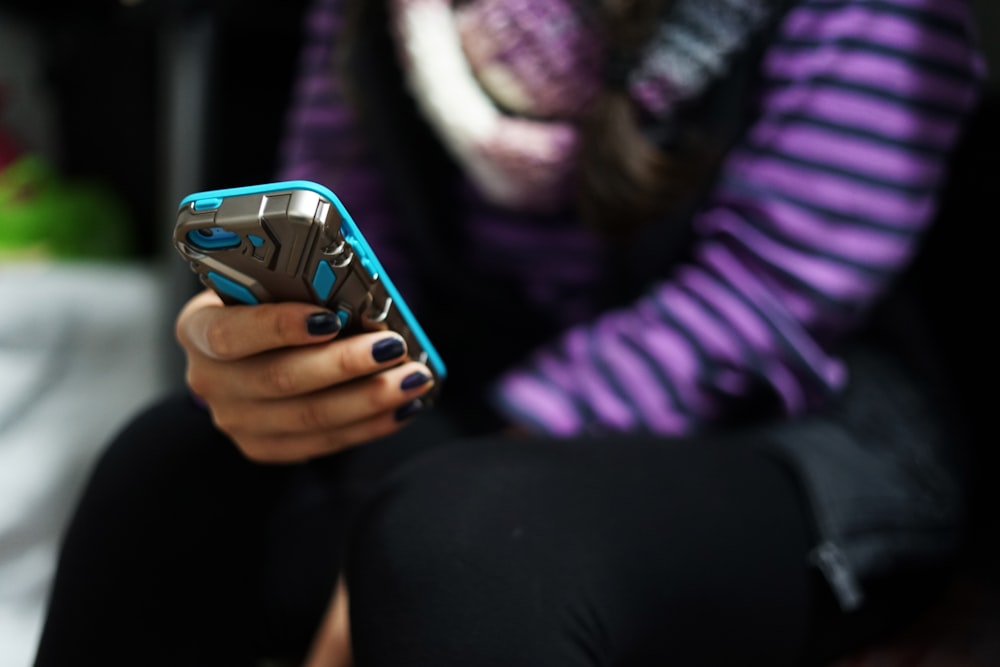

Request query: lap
[
  {"left": 347, "top": 432, "right": 819, "bottom": 666},
  {"left": 36, "top": 393, "right": 937, "bottom": 666},
  {"left": 346, "top": 427, "right": 945, "bottom": 666}
]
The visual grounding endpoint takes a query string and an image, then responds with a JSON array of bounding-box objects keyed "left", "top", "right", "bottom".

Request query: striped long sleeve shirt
[{"left": 280, "top": 0, "right": 985, "bottom": 436}]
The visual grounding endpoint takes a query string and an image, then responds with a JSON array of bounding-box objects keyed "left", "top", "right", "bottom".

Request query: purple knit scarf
[{"left": 388, "top": 0, "right": 782, "bottom": 211}]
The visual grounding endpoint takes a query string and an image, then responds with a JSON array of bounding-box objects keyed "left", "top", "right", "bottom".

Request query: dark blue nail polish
[
  {"left": 395, "top": 398, "right": 424, "bottom": 422},
  {"left": 307, "top": 312, "right": 342, "bottom": 336},
  {"left": 372, "top": 337, "right": 405, "bottom": 363},
  {"left": 400, "top": 371, "right": 430, "bottom": 391}
]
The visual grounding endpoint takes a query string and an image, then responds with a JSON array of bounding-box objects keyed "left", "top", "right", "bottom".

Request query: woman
[{"left": 35, "top": 0, "right": 985, "bottom": 665}]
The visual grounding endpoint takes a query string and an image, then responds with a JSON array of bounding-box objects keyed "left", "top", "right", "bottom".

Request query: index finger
[{"left": 176, "top": 290, "right": 342, "bottom": 361}]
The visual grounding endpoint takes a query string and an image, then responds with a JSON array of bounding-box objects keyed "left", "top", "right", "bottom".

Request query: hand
[{"left": 175, "top": 290, "right": 436, "bottom": 463}]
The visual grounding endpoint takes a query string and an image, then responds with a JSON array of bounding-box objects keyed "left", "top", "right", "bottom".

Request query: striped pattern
[
  {"left": 494, "top": 0, "right": 984, "bottom": 434},
  {"left": 631, "top": 0, "right": 778, "bottom": 114},
  {"left": 279, "top": 0, "right": 984, "bottom": 436},
  {"left": 278, "top": 0, "right": 425, "bottom": 310}
]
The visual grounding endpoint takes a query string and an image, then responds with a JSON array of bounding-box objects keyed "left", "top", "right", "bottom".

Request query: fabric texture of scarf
[{"left": 388, "top": 0, "right": 784, "bottom": 211}]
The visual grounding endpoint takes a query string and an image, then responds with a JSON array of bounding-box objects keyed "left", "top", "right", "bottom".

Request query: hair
[
  {"left": 578, "top": 0, "right": 713, "bottom": 239},
  {"left": 341, "top": 0, "right": 713, "bottom": 239}
]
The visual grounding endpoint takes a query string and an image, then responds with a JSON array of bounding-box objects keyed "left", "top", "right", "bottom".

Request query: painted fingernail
[
  {"left": 395, "top": 398, "right": 424, "bottom": 422},
  {"left": 400, "top": 371, "right": 431, "bottom": 391},
  {"left": 307, "top": 312, "right": 342, "bottom": 336},
  {"left": 372, "top": 337, "right": 405, "bottom": 363}
]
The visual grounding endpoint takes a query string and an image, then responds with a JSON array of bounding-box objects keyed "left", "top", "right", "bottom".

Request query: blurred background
[
  {"left": 0, "top": 1, "right": 308, "bottom": 664},
  {"left": 0, "top": 1, "right": 996, "bottom": 665}
]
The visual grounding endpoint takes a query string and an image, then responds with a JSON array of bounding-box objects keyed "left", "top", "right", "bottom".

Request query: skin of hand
[
  {"left": 303, "top": 576, "right": 353, "bottom": 667},
  {"left": 175, "top": 290, "right": 436, "bottom": 463}
]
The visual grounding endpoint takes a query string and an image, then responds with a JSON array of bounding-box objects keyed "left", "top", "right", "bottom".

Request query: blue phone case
[{"left": 174, "top": 180, "right": 446, "bottom": 391}]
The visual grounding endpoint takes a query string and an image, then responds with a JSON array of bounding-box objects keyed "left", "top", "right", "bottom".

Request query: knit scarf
[{"left": 388, "top": 0, "right": 784, "bottom": 211}]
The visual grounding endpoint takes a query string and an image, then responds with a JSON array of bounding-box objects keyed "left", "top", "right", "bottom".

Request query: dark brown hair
[{"left": 578, "top": 0, "right": 711, "bottom": 239}]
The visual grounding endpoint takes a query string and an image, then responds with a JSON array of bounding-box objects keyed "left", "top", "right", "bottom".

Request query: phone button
[
  {"left": 360, "top": 257, "right": 378, "bottom": 280},
  {"left": 193, "top": 197, "right": 224, "bottom": 211}
]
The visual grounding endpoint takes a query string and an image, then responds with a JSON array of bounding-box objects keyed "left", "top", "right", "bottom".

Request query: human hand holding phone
[
  {"left": 173, "top": 182, "right": 443, "bottom": 462},
  {"left": 175, "top": 290, "right": 436, "bottom": 462}
]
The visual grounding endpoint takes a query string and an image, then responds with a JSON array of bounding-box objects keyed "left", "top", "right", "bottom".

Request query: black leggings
[{"left": 34, "top": 393, "right": 923, "bottom": 666}]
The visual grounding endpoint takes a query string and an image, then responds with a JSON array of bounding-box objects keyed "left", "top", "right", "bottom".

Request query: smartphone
[{"left": 173, "top": 180, "right": 446, "bottom": 395}]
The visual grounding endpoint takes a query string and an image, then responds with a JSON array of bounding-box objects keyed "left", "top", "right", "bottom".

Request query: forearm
[{"left": 493, "top": 0, "right": 985, "bottom": 436}]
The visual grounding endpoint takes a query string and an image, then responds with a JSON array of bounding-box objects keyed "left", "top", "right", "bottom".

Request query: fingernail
[
  {"left": 307, "top": 312, "right": 342, "bottom": 336},
  {"left": 395, "top": 398, "right": 424, "bottom": 422},
  {"left": 400, "top": 371, "right": 430, "bottom": 391},
  {"left": 372, "top": 337, "right": 405, "bottom": 363}
]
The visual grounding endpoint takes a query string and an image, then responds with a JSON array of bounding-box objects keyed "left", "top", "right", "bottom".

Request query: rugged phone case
[{"left": 174, "top": 180, "right": 446, "bottom": 393}]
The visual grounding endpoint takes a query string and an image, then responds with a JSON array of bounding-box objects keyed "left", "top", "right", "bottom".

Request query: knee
[
  {"left": 344, "top": 438, "right": 584, "bottom": 612},
  {"left": 343, "top": 440, "right": 583, "bottom": 663},
  {"left": 69, "top": 392, "right": 265, "bottom": 536},
  {"left": 91, "top": 392, "right": 253, "bottom": 489},
  {"left": 349, "top": 440, "right": 538, "bottom": 575}
]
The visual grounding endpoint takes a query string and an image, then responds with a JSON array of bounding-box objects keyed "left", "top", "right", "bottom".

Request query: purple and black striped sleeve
[
  {"left": 277, "top": 0, "right": 422, "bottom": 304},
  {"left": 493, "top": 0, "right": 986, "bottom": 435}
]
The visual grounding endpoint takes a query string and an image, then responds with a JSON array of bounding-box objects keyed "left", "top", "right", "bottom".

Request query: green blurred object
[{"left": 0, "top": 155, "right": 134, "bottom": 260}]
